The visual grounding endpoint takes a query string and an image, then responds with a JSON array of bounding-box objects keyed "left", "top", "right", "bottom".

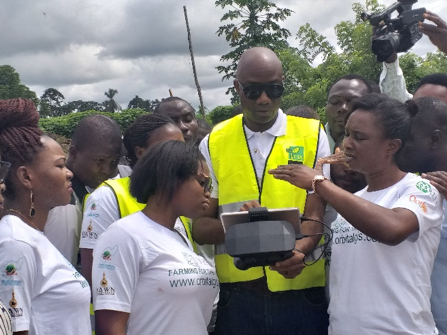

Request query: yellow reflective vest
[
  {"left": 101, "top": 177, "right": 195, "bottom": 248},
  {"left": 209, "top": 114, "right": 325, "bottom": 292}
]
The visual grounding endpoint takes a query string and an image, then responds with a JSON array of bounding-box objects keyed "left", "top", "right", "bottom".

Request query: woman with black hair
[
  {"left": 270, "top": 93, "right": 443, "bottom": 334},
  {"left": 92, "top": 141, "right": 218, "bottom": 335},
  {"left": 0, "top": 98, "right": 91, "bottom": 334},
  {"left": 80, "top": 113, "right": 185, "bottom": 287}
]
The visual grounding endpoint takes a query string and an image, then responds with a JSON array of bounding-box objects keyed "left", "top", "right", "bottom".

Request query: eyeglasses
[
  {"left": 237, "top": 80, "right": 284, "bottom": 100},
  {"left": 196, "top": 172, "right": 213, "bottom": 194},
  {"left": 0, "top": 160, "right": 11, "bottom": 183}
]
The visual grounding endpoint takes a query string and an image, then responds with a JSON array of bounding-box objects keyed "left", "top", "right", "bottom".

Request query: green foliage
[
  {"left": 207, "top": 105, "right": 236, "bottom": 125},
  {"left": 103, "top": 88, "right": 121, "bottom": 112},
  {"left": 39, "top": 108, "right": 148, "bottom": 138},
  {"left": 0, "top": 65, "right": 39, "bottom": 105},
  {"left": 215, "top": 0, "right": 292, "bottom": 103},
  {"left": 128, "top": 95, "right": 160, "bottom": 112},
  {"left": 39, "top": 88, "right": 66, "bottom": 117},
  {"left": 279, "top": 0, "right": 447, "bottom": 114}
]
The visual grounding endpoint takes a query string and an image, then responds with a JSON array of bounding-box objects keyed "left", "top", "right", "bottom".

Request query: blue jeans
[{"left": 214, "top": 284, "right": 329, "bottom": 335}]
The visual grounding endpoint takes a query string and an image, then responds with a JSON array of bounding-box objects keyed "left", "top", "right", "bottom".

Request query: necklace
[{"left": 7, "top": 209, "right": 43, "bottom": 232}]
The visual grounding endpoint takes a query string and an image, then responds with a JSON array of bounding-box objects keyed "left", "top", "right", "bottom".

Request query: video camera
[{"left": 361, "top": 0, "right": 425, "bottom": 62}]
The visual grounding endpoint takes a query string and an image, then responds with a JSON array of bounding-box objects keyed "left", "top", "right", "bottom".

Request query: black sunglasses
[
  {"left": 237, "top": 80, "right": 284, "bottom": 100},
  {"left": 197, "top": 172, "right": 213, "bottom": 194},
  {"left": 0, "top": 160, "right": 11, "bottom": 183}
]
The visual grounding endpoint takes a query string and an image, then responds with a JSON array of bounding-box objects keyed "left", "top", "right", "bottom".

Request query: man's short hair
[
  {"left": 416, "top": 73, "right": 447, "bottom": 91},
  {"left": 71, "top": 114, "right": 121, "bottom": 151},
  {"left": 327, "top": 74, "right": 374, "bottom": 98},
  {"left": 154, "top": 97, "right": 194, "bottom": 115}
]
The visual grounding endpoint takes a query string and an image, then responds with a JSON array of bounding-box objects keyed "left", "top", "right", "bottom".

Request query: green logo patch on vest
[
  {"left": 416, "top": 181, "right": 431, "bottom": 194},
  {"left": 286, "top": 146, "right": 304, "bottom": 163}
]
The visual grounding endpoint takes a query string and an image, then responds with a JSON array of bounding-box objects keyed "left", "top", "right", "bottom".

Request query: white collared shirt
[{"left": 200, "top": 109, "right": 331, "bottom": 198}]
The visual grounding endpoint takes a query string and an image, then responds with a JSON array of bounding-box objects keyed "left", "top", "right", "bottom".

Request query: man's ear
[
  {"left": 429, "top": 130, "right": 442, "bottom": 150},
  {"left": 234, "top": 79, "right": 241, "bottom": 95},
  {"left": 387, "top": 138, "right": 402, "bottom": 156},
  {"left": 15, "top": 166, "right": 33, "bottom": 190},
  {"left": 69, "top": 145, "right": 78, "bottom": 160}
]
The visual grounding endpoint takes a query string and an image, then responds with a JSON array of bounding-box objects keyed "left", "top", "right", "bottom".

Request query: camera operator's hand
[{"left": 419, "top": 11, "right": 447, "bottom": 54}]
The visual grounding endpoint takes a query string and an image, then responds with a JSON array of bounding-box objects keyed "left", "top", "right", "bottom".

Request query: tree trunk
[{"left": 183, "top": 6, "right": 205, "bottom": 119}]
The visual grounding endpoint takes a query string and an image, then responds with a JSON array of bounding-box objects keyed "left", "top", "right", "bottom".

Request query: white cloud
[{"left": 1, "top": 0, "right": 445, "bottom": 111}]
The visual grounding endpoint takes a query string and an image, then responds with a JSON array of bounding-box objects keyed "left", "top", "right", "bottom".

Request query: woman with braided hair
[
  {"left": 0, "top": 98, "right": 91, "bottom": 334},
  {"left": 80, "top": 113, "right": 185, "bottom": 287}
]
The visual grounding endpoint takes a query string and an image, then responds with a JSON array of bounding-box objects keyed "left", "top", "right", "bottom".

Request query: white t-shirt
[
  {"left": 328, "top": 174, "right": 443, "bottom": 335},
  {"left": 79, "top": 185, "right": 120, "bottom": 249},
  {"left": 80, "top": 184, "right": 190, "bottom": 250},
  {"left": 92, "top": 211, "right": 219, "bottom": 335},
  {"left": 0, "top": 215, "right": 91, "bottom": 334},
  {"left": 0, "top": 300, "right": 12, "bottom": 335},
  {"left": 44, "top": 200, "right": 82, "bottom": 266}
]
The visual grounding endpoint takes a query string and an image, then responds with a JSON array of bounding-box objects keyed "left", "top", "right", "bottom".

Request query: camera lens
[{"left": 371, "top": 33, "right": 401, "bottom": 61}]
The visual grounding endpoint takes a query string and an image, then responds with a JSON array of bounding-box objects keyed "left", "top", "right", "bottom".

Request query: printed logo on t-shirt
[
  {"left": 416, "top": 180, "right": 438, "bottom": 203},
  {"left": 65, "top": 259, "right": 89, "bottom": 289},
  {"left": 86, "top": 212, "right": 99, "bottom": 218},
  {"left": 416, "top": 181, "right": 431, "bottom": 194},
  {"left": 182, "top": 252, "right": 199, "bottom": 267},
  {"left": 167, "top": 252, "right": 219, "bottom": 289},
  {"left": 91, "top": 203, "right": 97, "bottom": 211},
  {"left": 286, "top": 146, "right": 304, "bottom": 163},
  {"left": 98, "top": 246, "right": 118, "bottom": 271},
  {"left": 96, "top": 273, "right": 115, "bottom": 296},
  {"left": 409, "top": 195, "right": 428, "bottom": 214},
  {"left": 8, "top": 290, "right": 23, "bottom": 318},
  {"left": 82, "top": 221, "right": 98, "bottom": 240},
  {"left": 1, "top": 258, "right": 24, "bottom": 287}
]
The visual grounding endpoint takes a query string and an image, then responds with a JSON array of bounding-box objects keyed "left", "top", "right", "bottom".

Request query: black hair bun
[{"left": 404, "top": 99, "right": 419, "bottom": 117}]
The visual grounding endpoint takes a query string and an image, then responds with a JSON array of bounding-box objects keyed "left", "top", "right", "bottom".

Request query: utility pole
[{"left": 183, "top": 6, "right": 205, "bottom": 119}]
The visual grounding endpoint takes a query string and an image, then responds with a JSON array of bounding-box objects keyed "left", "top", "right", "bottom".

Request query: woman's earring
[{"left": 30, "top": 190, "right": 36, "bottom": 217}]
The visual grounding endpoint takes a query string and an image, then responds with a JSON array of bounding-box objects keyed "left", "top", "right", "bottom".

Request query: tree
[
  {"left": 0, "top": 65, "right": 39, "bottom": 105},
  {"left": 62, "top": 100, "right": 105, "bottom": 114},
  {"left": 103, "top": 88, "right": 121, "bottom": 112},
  {"left": 215, "top": 0, "right": 293, "bottom": 103},
  {"left": 127, "top": 95, "right": 160, "bottom": 112},
  {"left": 207, "top": 105, "right": 235, "bottom": 125},
  {"left": 39, "top": 88, "right": 65, "bottom": 117},
  {"left": 280, "top": 0, "right": 447, "bottom": 121}
]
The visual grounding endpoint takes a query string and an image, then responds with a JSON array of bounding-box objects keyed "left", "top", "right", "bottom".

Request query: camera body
[{"left": 362, "top": 0, "right": 425, "bottom": 61}]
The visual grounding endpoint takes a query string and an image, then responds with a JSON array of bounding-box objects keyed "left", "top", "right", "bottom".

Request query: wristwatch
[{"left": 312, "top": 175, "right": 328, "bottom": 197}]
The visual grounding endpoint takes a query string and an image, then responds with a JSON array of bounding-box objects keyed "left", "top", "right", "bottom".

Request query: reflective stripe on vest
[
  {"left": 209, "top": 114, "right": 325, "bottom": 292},
  {"left": 103, "top": 177, "right": 196, "bottom": 250}
]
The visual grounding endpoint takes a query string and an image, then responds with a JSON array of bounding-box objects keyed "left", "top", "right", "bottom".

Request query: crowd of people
[{"left": 0, "top": 8, "right": 446, "bottom": 335}]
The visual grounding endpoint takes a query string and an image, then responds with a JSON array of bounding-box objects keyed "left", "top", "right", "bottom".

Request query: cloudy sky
[{"left": 1, "top": 0, "right": 445, "bottom": 111}]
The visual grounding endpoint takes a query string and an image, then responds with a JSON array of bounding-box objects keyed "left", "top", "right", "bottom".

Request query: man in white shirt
[
  {"left": 44, "top": 115, "right": 123, "bottom": 266},
  {"left": 194, "top": 47, "right": 331, "bottom": 335},
  {"left": 325, "top": 74, "right": 374, "bottom": 152},
  {"left": 397, "top": 97, "right": 447, "bottom": 335}
]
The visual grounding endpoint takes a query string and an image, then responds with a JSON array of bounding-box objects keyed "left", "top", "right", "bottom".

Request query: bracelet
[{"left": 311, "top": 175, "right": 328, "bottom": 197}]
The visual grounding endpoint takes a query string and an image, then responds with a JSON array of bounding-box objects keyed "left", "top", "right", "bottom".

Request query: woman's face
[
  {"left": 343, "top": 110, "right": 395, "bottom": 175},
  {"left": 28, "top": 137, "right": 73, "bottom": 210},
  {"left": 171, "top": 160, "right": 211, "bottom": 219}
]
